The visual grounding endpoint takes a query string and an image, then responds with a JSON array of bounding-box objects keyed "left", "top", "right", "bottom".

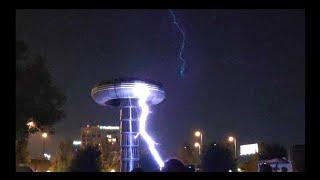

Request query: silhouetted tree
[
  {"left": 51, "top": 140, "right": 73, "bottom": 172},
  {"left": 201, "top": 143, "right": 235, "bottom": 172},
  {"left": 100, "top": 138, "right": 120, "bottom": 172},
  {"left": 259, "top": 143, "right": 287, "bottom": 160},
  {"left": 16, "top": 41, "right": 66, "bottom": 140},
  {"left": 70, "top": 145, "right": 102, "bottom": 172},
  {"left": 238, "top": 154, "right": 259, "bottom": 172},
  {"left": 15, "top": 138, "right": 31, "bottom": 165},
  {"left": 177, "top": 143, "right": 197, "bottom": 165}
]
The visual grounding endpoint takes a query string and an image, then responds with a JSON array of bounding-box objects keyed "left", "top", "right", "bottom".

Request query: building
[
  {"left": 99, "top": 125, "right": 120, "bottom": 146},
  {"left": 257, "top": 158, "right": 293, "bottom": 172},
  {"left": 81, "top": 125, "right": 102, "bottom": 147},
  {"left": 289, "top": 144, "right": 305, "bottom": 172},
  {"left": 80, "top": 124, "right": 120, "bottom": 148},
  {"left": 72, "top": 140, "right": 82, "bottom": 152},
  {"left": 77, "top": 124, "right": 121, "bottom": 171}
]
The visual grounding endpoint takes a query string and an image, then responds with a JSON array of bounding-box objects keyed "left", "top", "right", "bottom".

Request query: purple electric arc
[{"left": 91, "top": 78, "right": 165, "bottom": 172}]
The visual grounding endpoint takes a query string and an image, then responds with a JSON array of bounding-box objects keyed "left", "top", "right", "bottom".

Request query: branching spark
[
  {"left": 133, "top": 83, "right": 164, "bottom": 169},
  {"left": 168, "top": 9, "right": 186, "bottom": 78}
]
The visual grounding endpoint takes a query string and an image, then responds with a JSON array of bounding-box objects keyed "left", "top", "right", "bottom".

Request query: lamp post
[
  {"left": 194, "top": 131, "right": 203, "bottom": 145},
  {"left": 26, "top": 120, "right": 50, "bottom": 160},
  {"left": 228, "top": 136, "right": 237, "bottom": 158},
  {"left": 194, "top": 142, "right": 201, "bottom": 155},
  {"left": 42, "top": 132, "right": 48, "bottom": 159}
]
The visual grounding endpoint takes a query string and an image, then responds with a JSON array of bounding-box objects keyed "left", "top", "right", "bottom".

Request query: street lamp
[
  {"left": 194, "top": 131, "right": 203, "bottom": 145},
  {"left": 194, "top": 142, "right": 201, "bottom": 155},
  {"left": 228, "top": 136, "right": 237, "bottom": 158},
  {"left": 42, "top": 132, "right": 48, "bottom": 159}
]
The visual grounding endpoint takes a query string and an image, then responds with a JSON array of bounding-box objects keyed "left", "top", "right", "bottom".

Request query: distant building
[
  {"left": 289, "top": 144, "right": 305, "bottom": 172},
  {"left": 99, "top": 125, "right": 120, "bottom": 146},
  {"left": 80, "top": 124, "right": 120, "bottom": 148},
  {"left": 72, "top": 140, "right": 82, "bottom": 152},
  {"left": 81, "top": 125, "right": 102, "bottom": 147},
  {"left": 257, "top": 158, "right": 293, "bottom": 172}
]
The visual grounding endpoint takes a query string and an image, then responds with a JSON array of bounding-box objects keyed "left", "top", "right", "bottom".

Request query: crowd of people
[{"left": 131, "top": 159, "right": 192, "bottom": 172}]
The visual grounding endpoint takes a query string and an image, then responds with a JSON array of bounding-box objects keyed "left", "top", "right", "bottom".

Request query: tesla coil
[{"left": 91, "top": 78, "right": 165, "bottom": 172}]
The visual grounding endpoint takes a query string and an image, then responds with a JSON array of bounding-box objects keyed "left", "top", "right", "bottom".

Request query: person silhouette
[
  {"left": 161, "top": 159, "right": 186, "bottom": 172},
  {"left": 131, "top": 168, "right": 144, "bottom": 172}
]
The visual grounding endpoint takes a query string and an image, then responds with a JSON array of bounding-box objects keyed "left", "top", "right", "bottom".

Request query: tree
[
  {"left": 177, "top": 143, "right": 197, "bottom": 165},
  {"left": 101, "top": 142, "right": 120, "bottom": 172},
  {"left": 201, "top": 143, "right": 235, "bottom": 172},
  {"left": 51, "top": 140, "right": 73, "bottom": 172},
  {"left": 237, "top": 154, "right": 259, "bottom": 172},
  {"left": 16, "top": 41, "right": 66, "bottom": 140},
  {"left": 15, "top": 137, "right": 31, "bottom": 165},
  {"left": 70, "top": 145, "right": 102, "bottom": 172},
  {"left": 259, "top": 143, "right": 287, "bottom": 160}
]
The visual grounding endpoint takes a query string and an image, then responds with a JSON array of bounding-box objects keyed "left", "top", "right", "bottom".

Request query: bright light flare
[
  {"left": 99, "top": 126, "right": 119, "bottom": 130},
  {"left": 42, "top": 132, "right": 48, "bottom": 138},
  {"left": 133, "top": 82, "right": 150, "bottom": 100},
  {"left": 27, "top": 121, "right": 36, "bottom": 129},
  {"left": 194, "top": 131, "right": 201, "bottom": 137},
  {"left": 133, "top": 83, "right": 164, "bottom": 169},
  {"left": 194, "top": 142, "right": 200, "bottom": 148},
  {"left": 73, "top": 141, "right": 81, "bottom": 145},
  {"left": 228, "top": 136, "right": 234, "bottom": 142},
  {"left": 240, "top": 143, "right": 259, "bottom": 156},
  {"left": 44, "top": 153, "right": 51, "bottom": 160}
]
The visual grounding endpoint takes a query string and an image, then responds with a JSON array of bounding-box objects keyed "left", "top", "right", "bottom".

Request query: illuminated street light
[
  {"left": 42, "top": 132, "right": 48, "bottom": 159},
  {"left": 194, "top": 142, "right": 201, "bottom": 155},
  {"left": 194, "top": 142, "right": 200, "bottom": 147},
  {"left": 195, "top": 131, "right": 201, "bottom": 137},
  {"left": 42, "top": 132, "right": 48, "bottom": 138},
  {"left": 110, "top": 169, "right": 116, "bottom": 172},
  {"left": 194, "top": 130, "right": 203, "bottom": 157},
  {"left": 194, "top": 130, "right": 203, "bottom": 145},
  {"left": 228, "top": 136, "right": 234, "bottom": 142},
  {"left": 228, "top": 136, "right": 237, "bottom": 158}
]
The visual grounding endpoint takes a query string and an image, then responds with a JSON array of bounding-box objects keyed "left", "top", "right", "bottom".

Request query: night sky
[{"left": 16, "top": 9, "right": 305, "bottom": 159}]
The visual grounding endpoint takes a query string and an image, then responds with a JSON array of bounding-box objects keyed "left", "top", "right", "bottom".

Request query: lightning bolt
[
  {"left": 168, "top": 9, "right": 186, "bottom": 78},
  {"left": 133, "top": 83, "right": 164, "bottom": 169}
]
